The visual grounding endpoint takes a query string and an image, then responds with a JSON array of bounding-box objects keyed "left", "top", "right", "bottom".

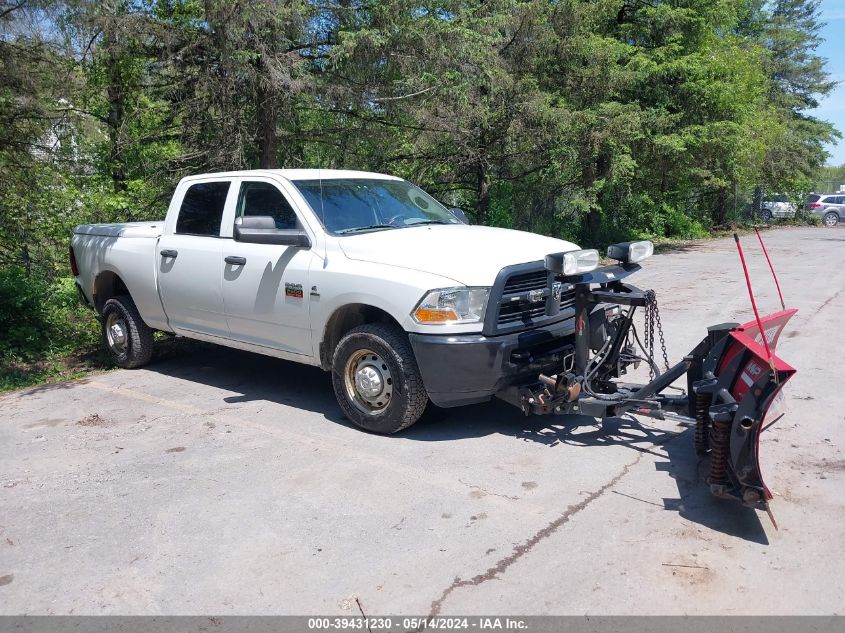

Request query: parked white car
[
  {"left": 760, "top": 195, "right": 796, "bottom": 222},
  {"left": 70, "top": 169, "right": 622, "bottom": 433}
]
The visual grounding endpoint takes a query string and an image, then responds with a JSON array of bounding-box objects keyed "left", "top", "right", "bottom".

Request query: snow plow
[{"left": 498, "top": 230, "right": 796, "bottom": 525}]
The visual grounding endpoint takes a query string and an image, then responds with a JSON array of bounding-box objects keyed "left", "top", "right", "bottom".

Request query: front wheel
[
  {"left": 101, "top": 295, "right": 154, "bottom": 368},
  {"left": 823, "top": 211, "right": 840, "bottom": 227},
  {"left": 331, "top": 323, "right": 428, "bottom": 434},
  {"left": 760, "top": 209, "right": 773, "bottom": 223}
]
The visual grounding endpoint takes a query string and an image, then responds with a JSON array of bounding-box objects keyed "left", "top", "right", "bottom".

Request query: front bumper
[{"left": 408, "top": 319, "right": 576, "bottom": 408}]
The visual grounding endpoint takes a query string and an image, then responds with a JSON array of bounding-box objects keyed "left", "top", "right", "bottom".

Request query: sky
[{"left": 816, "top": 0, "right": 845, "bottom": 165}]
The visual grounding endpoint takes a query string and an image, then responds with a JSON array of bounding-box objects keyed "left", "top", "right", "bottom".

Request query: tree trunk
[
  {"left": 105, "top": 49, "right": 127, "bottom": 195},
  {"left": 752, "top": 185, "right": 763, "bottom": 220},
  {"left": 256, "top": 76, "right": 278, "bottom": 169},
  {"left": 713, "top": 187, "right": 728, "bottom": 226},
  {"left": 582, "top": 152, "right": 609, "bottom": 241},
  {"left": 477, "top": 161, "right": 490, "bottom": 226},
  {"left": 20, "top": 243, "right": 31, "bottom": 276}
]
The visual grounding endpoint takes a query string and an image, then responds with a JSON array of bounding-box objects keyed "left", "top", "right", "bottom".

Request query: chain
[{"left": 643, "top": 289, "right": 669, "bottom": 379}]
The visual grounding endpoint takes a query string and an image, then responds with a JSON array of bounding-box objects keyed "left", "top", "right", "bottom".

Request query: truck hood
[{"left": 337, "top": 225, "right": 580, "bottom": 286}]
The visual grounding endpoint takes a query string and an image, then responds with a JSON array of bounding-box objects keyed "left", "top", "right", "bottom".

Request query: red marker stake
[{"left": 754, "top": 227, "right": 785, "bottom": 311}]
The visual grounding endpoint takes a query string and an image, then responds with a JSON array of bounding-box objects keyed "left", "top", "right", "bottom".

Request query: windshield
[{"left": 292, "top": 178, "right": 461, "bottom": 234}]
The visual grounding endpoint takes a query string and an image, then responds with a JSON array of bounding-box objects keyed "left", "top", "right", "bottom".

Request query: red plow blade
[{"left": 693, "top": 309, "right": 797, "bottom": 521}]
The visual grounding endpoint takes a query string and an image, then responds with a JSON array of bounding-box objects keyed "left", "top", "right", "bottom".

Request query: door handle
[
  {"left": 160, "top": 249, "right": 178, "bottom": 258},
  {"left": 225, "top": 256, "right": 247, "bottom": 266}
]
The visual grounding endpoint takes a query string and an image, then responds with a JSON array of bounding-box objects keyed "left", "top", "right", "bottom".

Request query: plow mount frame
[{"left": 497, "top": 237, "right": 797, "bottom": 519}]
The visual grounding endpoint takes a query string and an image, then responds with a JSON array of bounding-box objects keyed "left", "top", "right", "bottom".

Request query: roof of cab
[{"left": 180, "top": 169, "right": 402, "bottom": 182}]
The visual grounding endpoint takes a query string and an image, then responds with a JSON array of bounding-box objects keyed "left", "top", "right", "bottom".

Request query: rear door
[
  {"left": 158, "top": 180, "right": 235, "bottom": 338},
  {"left": 822, "top": 195, "right": 839, "bottom": 208},
  {"left": 221, "top": 177, "right": 316, "bottom": 356}
]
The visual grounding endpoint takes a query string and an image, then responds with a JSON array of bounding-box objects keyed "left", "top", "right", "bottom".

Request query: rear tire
[
  {"left": 823, "top": 211, "right": 839, "bottom": 227},
  {"left": 101, "top": 295, "right": 154, "bottom": 368},
  {"left": 331, "top": 323, "right": 428, "bottom": 434}
]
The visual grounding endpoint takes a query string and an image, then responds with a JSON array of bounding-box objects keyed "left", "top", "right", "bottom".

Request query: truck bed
[{"left": 71, "top": 220, "right": 170, "bottom": 331}]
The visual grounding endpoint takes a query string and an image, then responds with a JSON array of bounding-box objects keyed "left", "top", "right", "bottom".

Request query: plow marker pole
[
  {"left": 754, "top": 227, "right": 786, "bottom": 310},
  {"left": 733, "top": 233, "right": 773, "bottom": 363}
]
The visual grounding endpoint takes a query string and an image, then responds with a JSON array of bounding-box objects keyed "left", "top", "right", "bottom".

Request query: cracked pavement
[{"left": 1, "top": 226, "right": 844, "bottom": 615}]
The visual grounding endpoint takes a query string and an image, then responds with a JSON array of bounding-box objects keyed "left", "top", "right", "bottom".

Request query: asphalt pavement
[{"left": 1, "top": 226, "right": 843, "bottom": 615}]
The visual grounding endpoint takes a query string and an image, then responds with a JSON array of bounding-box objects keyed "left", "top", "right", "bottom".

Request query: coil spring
[
  {"left": 708, "top": 418, "right": 731, "bottom": 485},
  {"left": 694, "top": 393, "right": 711, "bottom": 456}
]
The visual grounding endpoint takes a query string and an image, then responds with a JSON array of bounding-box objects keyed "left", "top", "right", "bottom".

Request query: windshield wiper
[
  {"left": 404, "top": 219, "right": 450, "bottom": 226},
  {"left": 336, "top": 224, "right": 398, "bottom": 235}
]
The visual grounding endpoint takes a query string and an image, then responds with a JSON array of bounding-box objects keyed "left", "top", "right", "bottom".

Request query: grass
[
  {"left": 0, "top": 331, "right": 199, "bottom": 395},
  {"left": 0, "top": 347, "right": 113, "bottom": 393}
]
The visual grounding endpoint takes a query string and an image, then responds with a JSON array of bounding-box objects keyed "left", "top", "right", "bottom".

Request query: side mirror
[
  {"left": 234, "top": 216, "right": 311, "bottom": 247},
  {"left": 449, "top": 207, "right": 470, "bottom": 224}
]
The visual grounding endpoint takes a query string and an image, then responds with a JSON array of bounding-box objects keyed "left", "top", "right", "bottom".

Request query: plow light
[
  {"left": 545, "top": 249, "right": 600, "bottom": 276},
  {"left": 607, "top": 240, "right": 654, "bottom": 264}
]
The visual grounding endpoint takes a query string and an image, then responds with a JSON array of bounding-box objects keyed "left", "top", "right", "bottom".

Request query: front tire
[
  {"left": 760, "top": 209, "right": 773, "bottom": 223},
  {"left": 101, "top": 295, "right": 154, "bottom": 368},
  {"left": 331, "top": 323, "right": 428, "bottom": 434},
  {"left": 823, "top": 211, "right": 839, "bottom": 227}
]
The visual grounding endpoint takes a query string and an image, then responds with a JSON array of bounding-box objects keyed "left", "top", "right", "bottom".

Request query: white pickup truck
[{"left": 71, "top": 169, "right": 604, "bottom": 433}]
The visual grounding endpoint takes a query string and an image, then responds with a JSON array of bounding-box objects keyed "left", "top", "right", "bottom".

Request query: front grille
[
  {"left": 493, "top": 267, "right": 576, "bottom": 328},
  {"left": 502, "top": 270, "right": 548, "bottom": 294}
]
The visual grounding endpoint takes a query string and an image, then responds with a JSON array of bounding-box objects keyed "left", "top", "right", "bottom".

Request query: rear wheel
[
  {"left": 101, "top": 295, "right": 154, "bottom": 368},
  {"left": 823, "top": 211, "right": 839, "bottom": 227},
  {"left": 331, "top": 323, "right": 428, "bottom": 434}
]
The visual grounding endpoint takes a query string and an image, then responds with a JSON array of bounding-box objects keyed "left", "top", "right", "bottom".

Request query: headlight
[
  {"left": 544, "top": 249, "right": 600, "bottom": 276},
  {"left": 412, "top": 287, "right": 489, "bottom": 324},
  {"left": 606, "top": 240, "right": 653, "bottom": 264}
]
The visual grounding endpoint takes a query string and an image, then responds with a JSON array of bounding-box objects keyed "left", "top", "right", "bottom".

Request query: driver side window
[{"left": 237, "top": 181, "right": 298, "bottom": 230}]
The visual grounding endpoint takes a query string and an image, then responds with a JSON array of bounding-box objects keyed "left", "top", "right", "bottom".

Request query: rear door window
[{"left": 176, "top": 181, "right": 231, "bottom": 236}]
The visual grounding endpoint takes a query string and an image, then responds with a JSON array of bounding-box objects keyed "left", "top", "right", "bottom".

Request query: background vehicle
[
  {"left": 806, "top": 193, "right": 844, "bottom": 226},
  {"left": 760, "top": 194, "right": 796, "bottom": 222}
]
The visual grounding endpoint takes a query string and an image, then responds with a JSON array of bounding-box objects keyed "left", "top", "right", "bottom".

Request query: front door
[
  {"left": 157, "top": 180, "right": 233, "bottom": 338},
  {"left": 221, "top": 179, "right": 315, "bottom": 357}
]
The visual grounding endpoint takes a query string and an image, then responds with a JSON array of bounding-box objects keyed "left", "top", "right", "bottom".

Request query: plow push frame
[{"left": 497, "top": 230, "right": 797, "bottom": 524}]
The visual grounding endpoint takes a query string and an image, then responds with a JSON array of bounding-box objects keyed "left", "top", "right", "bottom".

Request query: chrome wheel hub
[
  {"left": 106, "top": 313, "right": 128, "bottom": 354},
  {"left": 355, "top": 365, "right": 384, "bottom": 397},
  {"left": 344, "top": 349, "right": 393, "bottom": 414}
]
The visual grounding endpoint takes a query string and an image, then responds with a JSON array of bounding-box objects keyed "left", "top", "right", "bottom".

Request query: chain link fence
[
  {"left": 811, "top": 179, "right": 845, "bottom": 195},
  {"left": 726, "top": 181, "right": 845, "bottom": 222}
]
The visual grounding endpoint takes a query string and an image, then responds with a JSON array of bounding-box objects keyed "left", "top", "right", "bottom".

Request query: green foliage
[
  {"left": 0, "top": 0, "right": 839, "bottom": 388},
  {"left": 0, "top": 268, "right": 99, "bottom": 363},
  {"left": 0, "top": 267, "right": 101, "bottom": 392},
  {"left": 0, "top": 268, "right": 50, "bottom": 361},
  {"left": 813, "top": 164, "right": 845, "bottom": 192}
]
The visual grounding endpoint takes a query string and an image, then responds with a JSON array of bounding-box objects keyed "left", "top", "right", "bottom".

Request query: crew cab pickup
[{"left": 71, "top": 169, "right": 593, "bottom": 433}]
